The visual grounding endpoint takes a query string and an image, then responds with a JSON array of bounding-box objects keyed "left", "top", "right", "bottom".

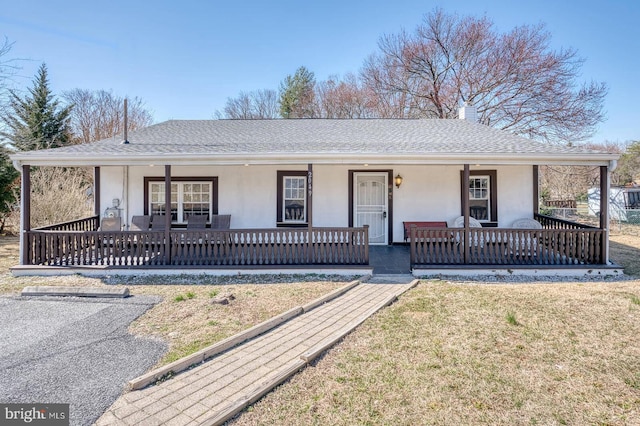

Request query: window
[
  {"left": 460, "top": 170, "right": 497, "bottom": 223},
  {"left": 277, "top": 171, "right": 307, "bottom": 224},
  {"left": 144, "top": 177, "right": 218, "bottom": 223},
  {"left": 469, "top": 176, "right": 490, "bottom": 220}
]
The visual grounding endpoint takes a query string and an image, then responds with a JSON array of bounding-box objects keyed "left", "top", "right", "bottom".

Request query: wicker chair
[
  {"left": 451, "top": 215, "right": 483, "bottom": 228},
  {"left": 510, "top": 218, "right": 542, "bottom": 229}
]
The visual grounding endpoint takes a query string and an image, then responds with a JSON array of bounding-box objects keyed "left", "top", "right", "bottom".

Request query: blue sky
[{"left": 1, "top": 0, "right": 638, "bottom": 144}]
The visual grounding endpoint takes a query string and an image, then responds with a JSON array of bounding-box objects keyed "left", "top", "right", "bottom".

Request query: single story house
[{"left": 10, "top": 106, "right": 621, "bottom": 276}]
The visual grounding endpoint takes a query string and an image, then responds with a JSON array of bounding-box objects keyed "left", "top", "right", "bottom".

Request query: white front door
[{"left": 354, "top": 173, "right": 388, "bottom": 245}]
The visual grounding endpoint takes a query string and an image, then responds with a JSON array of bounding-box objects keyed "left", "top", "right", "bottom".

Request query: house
[{"left": 9, "top": 106, "right": 621, "bottom": 276}]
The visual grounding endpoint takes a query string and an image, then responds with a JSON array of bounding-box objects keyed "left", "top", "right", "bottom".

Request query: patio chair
[
  {"left": 510, "top": 218, "right": 542, "bottom": 229},
  {"left": 187, "top": 215, "right": 208, "bottom": 229},
  {"left": 100, "top": 217, "right": 122, "bottom": 231},
  {"left": 130, "top": 215, "right": 151, "bottom": 231},
  {"left": 211, "top": 214, "right": 231, "bottom": 230},
  {"left": 151, "top": 214, "right": 168, "bottom": 231},
  {"left": 451, "top": 215, "right": 482, "bottom": 228},
  {"left": 451, "top": 215, "right": 483, "bottom": 246},
  {"left": 509, "top": 218, "right": 542, "bottom": 257}
]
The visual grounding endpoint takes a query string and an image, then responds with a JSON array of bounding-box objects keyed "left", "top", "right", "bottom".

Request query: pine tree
[
  {"left": 0, "top": 145, "right": 18, "bottom": 232},
  {"left": 0, "top": 63, "right": 72, "bottom": 151},
  {"left": 279, "top": 66, "right": 316, "bottom": 118}
]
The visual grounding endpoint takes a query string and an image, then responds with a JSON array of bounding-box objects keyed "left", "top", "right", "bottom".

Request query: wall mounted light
[{"left": 394, "top": 174, "right": 403, "bottom": 188}]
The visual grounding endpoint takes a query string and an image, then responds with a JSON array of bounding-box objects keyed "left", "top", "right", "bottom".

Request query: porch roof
[{"left": 10, "top": 119, "right": 619, "bottom": 167}]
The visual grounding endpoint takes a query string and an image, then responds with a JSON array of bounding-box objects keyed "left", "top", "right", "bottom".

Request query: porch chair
[
  {"left": 509, "top": 218, "right": 542, "bottom": 257},
  {"left": 187, "top": 215, "right": 208, "bottom": 229},
  {"left": 451, "top": 215, "right": 483, "bottom": 246},
  {"left": 130, "top": 215, "right": 151, "bottom": 231},
  {"left": 451, "top": 215, "right": 482, "bottom": 228},
  {"left": 210, "top": 214, "right": 231, "bottom": 230},
  {"left": 151, "top": 214, "right": 168, "bottom": 231},
  {"left": 100, "top": 217, "right": 122, "bottom": 231},
  {"left": 510, "top": 218, "right": 542, "bottom": 229}
]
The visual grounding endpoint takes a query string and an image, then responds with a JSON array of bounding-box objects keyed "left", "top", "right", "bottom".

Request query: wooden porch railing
[
  {"left": 34, "top": 215, "right": 100, "bottom": 232},
  {"left": 24, "top": 226, "right": 369, "bottom": 267},
  {"left": 534, "top": 213, "right": 597, "bottom": 230},
  {"left": 410, "top": 226, "right": 605, "bottom": 267}
]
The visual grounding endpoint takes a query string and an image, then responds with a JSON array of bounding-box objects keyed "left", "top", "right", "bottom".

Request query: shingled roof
[{"left": 10, "top": 119, "right": 618, "bottom": 166}]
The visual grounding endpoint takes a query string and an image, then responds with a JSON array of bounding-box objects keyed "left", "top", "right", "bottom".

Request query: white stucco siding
[
  {"left": 311, "top": 166, "right": 349, "bottom": 227},
  {"left": 496, "top": 166, "right": 534, "bottom": 226},
  {"left": 218, "top": 165, "right": 303, "bottom": 228},
  {"left": 100, "top": 164, "right": 534, "bottom": 238},
  {"left": 100, "top": 166, "right": 126, "bottom": 218}
]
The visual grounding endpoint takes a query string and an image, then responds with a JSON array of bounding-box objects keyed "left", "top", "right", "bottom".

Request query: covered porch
[{"left": 10, "top": 118, "right": 621, "bottom": 276}]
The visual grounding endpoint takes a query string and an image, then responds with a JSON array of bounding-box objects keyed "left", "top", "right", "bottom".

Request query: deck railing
[
  {"left": 24, "top": 226, "right": 369, "bottom": 267},
  {"left": 410, "top": 226, "right": 605, "bottom": 267},
  {"left": 33, "top": 215, "right": 100, "bottom": 232},
  {"left": 534, "top": 213, "right": 597, "bottom": 230}
]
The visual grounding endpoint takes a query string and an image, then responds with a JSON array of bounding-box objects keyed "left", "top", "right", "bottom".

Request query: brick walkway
[{"left": 96, "top": 275, "right": 416, "bottom": 426}]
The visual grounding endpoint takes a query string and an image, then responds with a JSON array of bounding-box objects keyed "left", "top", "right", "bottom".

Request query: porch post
[
  {"left": 307, "top": 163, "right": 313, "bottom": 227},
  {"left": 307, "top": 163, "right": 313, "bottom": 264},
  {"left": 599, "top": 165, "right": 609, "bottom": 264},
  {"left": 21, "top": 165, "right": 31, "bottom": 265},
  {"left": 532, "top": 165, "right": 539, "bottom": 215},
  {"left": 463, "top": 164, "right": 470, "bottom": 264},
  {"left": 94, "top": 166, "right": 101, "bottom": 216},
  {"left": 164, "top": 165, "right": 172, "bottom": 265}
]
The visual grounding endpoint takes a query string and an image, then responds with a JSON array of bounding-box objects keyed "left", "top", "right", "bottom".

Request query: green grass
[
  {"left": 506, "top": 311, "right": 520, "bottom": 326},
  {"left": 173, "top": 294, "right": 186, "bottom": 302}
]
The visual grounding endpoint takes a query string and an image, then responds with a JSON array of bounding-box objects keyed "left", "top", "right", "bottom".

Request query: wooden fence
[
  {"left": 410, "top": 226, "right": 605, "bottom": 267},
  {"left": 24, "top": 226, "right": 369, "bottom": 267}
]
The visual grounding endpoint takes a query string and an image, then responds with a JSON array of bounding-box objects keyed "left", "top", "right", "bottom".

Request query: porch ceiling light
[{"left": 395, "top": 174, "right": 403, "bottom": 188}]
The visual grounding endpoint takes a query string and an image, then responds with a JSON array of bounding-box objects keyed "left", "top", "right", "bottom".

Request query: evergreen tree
[
  {"left": 279, "top": 66, "right": 316, "bottom": 118},
  {"left": 0, "top": 145, "right": 18, "bottom": 232},
  {"left": 0, "top": 63, "right": 72, "bottom": 151}
]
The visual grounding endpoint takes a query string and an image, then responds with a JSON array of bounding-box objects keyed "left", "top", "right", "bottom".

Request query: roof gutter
[{"left": 10, "top": 151, "right": 620, "bottom": 168}]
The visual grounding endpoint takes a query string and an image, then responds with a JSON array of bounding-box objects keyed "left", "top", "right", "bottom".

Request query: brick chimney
[{"left": 458, "top": 103, "right": 478, "bottom": 122}]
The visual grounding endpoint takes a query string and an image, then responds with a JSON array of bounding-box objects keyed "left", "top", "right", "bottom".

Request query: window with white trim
[
  {"left": 149, "top": 181, "right": 212, "bottom": 223},
  {"left": 469, "top": 176, "right": 490, "bottom": 221},
  {"left": 283, "top": 176, "right": 306, "bottom": 222}
]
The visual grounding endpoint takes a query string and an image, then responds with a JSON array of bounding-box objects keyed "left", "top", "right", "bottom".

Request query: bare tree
[
  {"left": 361, "top": 8, "right": 607, "bottom": 142},
  {"left": 315, "top": 74, "right": 377, "bottom": 118},
  {"left": 63, "top": 89, "right": 153, "bottom": 143},
  {"left": 219, "top": 89, "right": 279, "bottom": 119},
  {"left": 0, "top": 37, "right": 20, "bottom": 117}
]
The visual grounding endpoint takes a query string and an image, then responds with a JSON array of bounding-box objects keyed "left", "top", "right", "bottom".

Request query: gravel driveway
[{"left": 0, "top": 295, "right": 167, "bottom": 426}]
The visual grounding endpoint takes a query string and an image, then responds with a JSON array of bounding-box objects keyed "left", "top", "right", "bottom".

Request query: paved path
[{"left": 96, "top": 275, "right": 416, "bottom": 425}]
